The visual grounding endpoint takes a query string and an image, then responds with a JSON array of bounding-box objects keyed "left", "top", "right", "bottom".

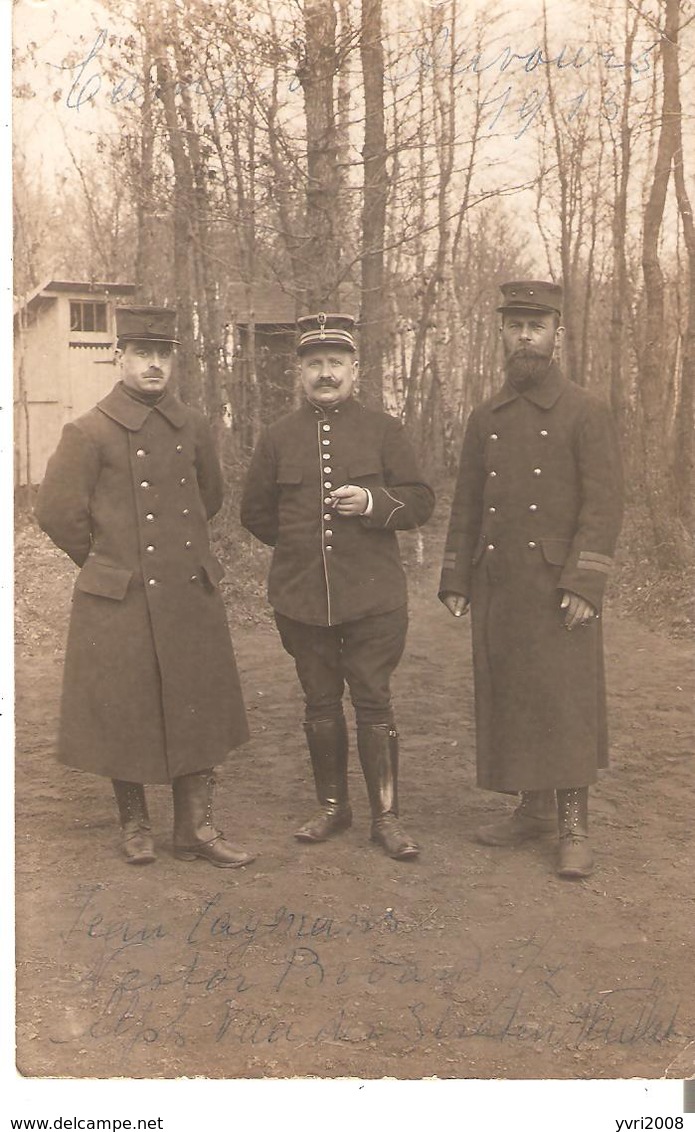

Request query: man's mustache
[{"left": 145, "top": 369, "right": 164, "bottom": 377}]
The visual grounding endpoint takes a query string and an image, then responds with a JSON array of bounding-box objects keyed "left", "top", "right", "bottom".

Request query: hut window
[{"left": 70, "top": 301, "right": 107, "bottom": 333}]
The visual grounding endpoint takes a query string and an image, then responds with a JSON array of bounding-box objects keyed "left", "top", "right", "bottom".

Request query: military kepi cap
[
  {"left": 116, "top": 306, "right": 179, "bottom": 344},
  {"left": 296, "top": 312, "right": 357, "bottom": 354},
  {"left": 497, "top": 280, "right": 563, "bottom": 316}
]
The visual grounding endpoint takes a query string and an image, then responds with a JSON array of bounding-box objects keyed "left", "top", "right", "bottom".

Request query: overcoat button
[
  {"left": 185, "top": 540, "right": 192, "bottom": 548},
  {"left": 490, "top": 433, "right": 498, "bottom": 440},
  {"left": 136, "top": 449, "right": 147, "bottom": 458},
  {"left": 533, "top": 468, "right": 542, "bottom": 476},
  {"left": 322, "top": 439, "right": 330, "bottom": 445},
  {"left": 145, "top": 513, "right": 155, "bottom": 521},
  {"left": 176, "top": 444, "right": 183, "bottom": 452},
  {"left": 146, "top": 545, "right": 155, "bottom": 553},
  {"left": 528, "top": 541, "right": 537, "bottom": 549},
  {"left": 324, "top": 497, "right": 332, "bottom": 505},
  {"left": 488, "top": 506, "right": 496, "bottom": 514},
  {"left": 325, "top": 545, "right": 333, "bottom": 552},
  {"left": 487, "top": 543, "right": 495, "bottom": 551},
  {"left": 489, "top": 471, "right": 497, "bottom": 478},
  {"left": 529, "top": 504, "right": 538, "bottom": 512},
  {"left": 324, "top": 466, "right": 332, "bottom": 474},
  {"left": 148, "top": 578, "right": 157, "bottom": 587},
  {"left": 140, "top": 480, "right": 150, "bottom": 488},
  {"left": 324, "top": 513, "right": 332, "bottom": 520},
  {"left": 322, "top": 424, "right": 331, "bottom": 432},
  {"left": 182, "top": 508, "right": 190, "bottom": 516},
  {"left": 325, "top": 529, "right": 333, "bottom": 537},
  {"left": 180, "top": 477, "right": 187, "bottom": 485},
  {"left": 324, "top": 481, "right": 332, "bottom": 489},
  {"left": 540, "top": 430, "right": 549, "bottom": 437},
  {"left": 189, "top": 575, "right": 198, "bottom": 582}
]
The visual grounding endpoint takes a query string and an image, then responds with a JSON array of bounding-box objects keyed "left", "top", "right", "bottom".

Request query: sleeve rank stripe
[
  {"left": 577, "top": 559, "right": 612, "bottom": 574},
  {"left": 578, "top": 551, "right": 614, "bottom": 566}
]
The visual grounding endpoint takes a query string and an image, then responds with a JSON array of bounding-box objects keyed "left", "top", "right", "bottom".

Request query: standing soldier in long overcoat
[
  {"left": 241, "top": 313, "right": 435, "bottom": 860},
  {"left": 439, "top": 281, "right": 624, "bottom": 878},
  {"left": 35, "top": 306, "right": 255, "bottom": 869}
]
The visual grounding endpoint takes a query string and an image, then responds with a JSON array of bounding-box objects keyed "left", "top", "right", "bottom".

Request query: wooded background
[{"left": 13, "top": 0, "right": 695, "bottom": 576}]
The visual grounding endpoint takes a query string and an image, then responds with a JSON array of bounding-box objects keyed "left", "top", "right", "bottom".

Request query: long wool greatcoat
[
  {"left": 439, "top": 364, "right": 624, "bottom": 793},
  {"left": 240, "top": 397, "right": 435, "bottom": 626},
  {"left": 35, "top": 382, "right": 249, "bottom": 784}
]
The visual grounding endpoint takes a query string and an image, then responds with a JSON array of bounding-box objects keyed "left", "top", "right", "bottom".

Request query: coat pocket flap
[
  {"left": 540, "top": 538, "right": 571, "bottom": 566},
  {"left": 201, "top": 553, "right": 225, "bottom": 586},
  {"left": 276, "top": 465, "right": 303, "bottom": 485},
  {"left": 76, "top": 559, "right": 132, "bottom": 600}
]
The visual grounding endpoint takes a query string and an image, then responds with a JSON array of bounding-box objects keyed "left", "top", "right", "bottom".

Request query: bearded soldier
[
  {"left": 36, "top": 306, "right": 254, "bottom": 869},
  {"left": 241, "top": 313, "right": 434, "bottom": 860},
  {"left": 439, "top": 281, "right": 623, "bottom": 878}
]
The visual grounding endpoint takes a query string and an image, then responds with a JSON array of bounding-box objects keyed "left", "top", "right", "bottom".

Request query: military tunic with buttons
[
  {"left": 240, "top": 397, "right": 434, "bottom": 626},
  {"left": 439, "top": 363, "right": 624, "bottom": 793},
  {"left": 35, "top": 382, "right": 249, "bottom": 784}
]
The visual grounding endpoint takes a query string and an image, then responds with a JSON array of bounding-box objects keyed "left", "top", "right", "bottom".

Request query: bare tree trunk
[
  {"left": 638, "top": 0, "right": 689, "bottom": 566},
  {"left": 298, "top": 0, "right": 340, "bottom": 309},
  {"left": 169, "top": 13, "right": 223, "bottom": 438},
  {"left": 359, "top": 0, "right": 387, "bottom": 408},
  {"left": 336, "top": 0, "right": 358, "bottom": 284},
  {"left": 541, "top": 0, "right": 582, "bottom": 384},
  {"left": 152, "top": 18, "right": 199, "bottom": 407},
  {"left": 134, "top": 1, "right": 157, "bottom": 303},
  {"left": 670, "top": 6, "right": 695, "bottom": 536},
  {"left": 609, "top": 1, "right": 638, "bottom": 425}
]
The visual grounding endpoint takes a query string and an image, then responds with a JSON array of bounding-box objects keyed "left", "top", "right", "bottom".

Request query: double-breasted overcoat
[
  {"left": 35, "top": 382, "right": 249, "bottom": 784},
  {"left": 439, "top": 364, "right": 624, "bottom": 792},
  {"left": 240, "top": 397, "right": 435, "bottom": 626}
]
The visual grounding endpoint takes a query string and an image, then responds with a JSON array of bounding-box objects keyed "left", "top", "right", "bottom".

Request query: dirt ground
[{"left": 14, "top": 520, "right": 695, "bottom": 1081}]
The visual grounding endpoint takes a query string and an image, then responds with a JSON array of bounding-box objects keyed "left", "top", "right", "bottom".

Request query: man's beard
[{"left": 504, "top": 349, "right": 553, "bottom": 389}]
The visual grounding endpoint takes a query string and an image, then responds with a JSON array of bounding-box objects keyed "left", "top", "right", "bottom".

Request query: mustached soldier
[
  {"left": 35, "top": 306, "right": 255, "bottom": 868},
  {"left": 241, "top": 313, "right": 435, "bottom": 859}
]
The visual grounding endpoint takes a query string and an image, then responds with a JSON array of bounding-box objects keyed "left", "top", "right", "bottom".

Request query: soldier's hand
[
  {"left": 442, "top": 593, "right": 470, "bottom": 619},
  {"left": 560, "top": 590, "right": 597, "bottom": 630},
  {"left": 330, "top": 484, "right": 369, "bottom": 515}
]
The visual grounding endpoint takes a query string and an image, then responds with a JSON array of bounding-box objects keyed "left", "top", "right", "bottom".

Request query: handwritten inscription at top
[{"left": 52, "top": 27, "right": 658, "bottom": 120}]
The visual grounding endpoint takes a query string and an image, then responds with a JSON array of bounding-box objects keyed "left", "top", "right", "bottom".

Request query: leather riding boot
[
  {"left": 556, "top": 787, "right": 593, "bottom": 878},
  {"left": 476, "top": 790, "right": 557, "bottom": 846},
  {"left": 357, "top": 724, "right": 419, "bottom": 860},
  {"left": 112, "top": 779, "right": 155, "bottom": 865},
  {"left": 172, "top": 770, "right": 255, "bottom": 868},
  {"left": 295, "top": 716, "right": 352, "bottom": 842}
]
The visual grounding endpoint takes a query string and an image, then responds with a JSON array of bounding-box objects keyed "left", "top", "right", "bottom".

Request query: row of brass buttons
[
  {"left": 489, "top": 430, "right": 549, "bottom": 440},
  {"left": 322, "top": 423, "right": 333, "bottom": 550},
  {"left": 136, "top": 444, "right": 185, "bottom": 457}
]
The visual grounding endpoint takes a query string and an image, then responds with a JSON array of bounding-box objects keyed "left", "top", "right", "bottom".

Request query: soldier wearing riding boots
[
  {"left": 439, "top": 281, "right": 624, "bottom": 878},
  {"left": 241, "top": 312, "right": 435, "bottom": 860},
  {"left": 35, "top": 306, "right": 254, "bottom": 869}
]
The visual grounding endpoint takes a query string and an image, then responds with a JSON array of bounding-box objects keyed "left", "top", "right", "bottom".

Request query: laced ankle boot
[
  {"left": 112, "top": 779, "right": 155, "bottom": 865},
  {"left": 476, "top": 790, "right": 557, "bottom": 846},
  {"left": 556, "top": 787, "right": 593, "bottom": 878},
  {"left": 295, "top": 716, "right": 352, "bottom": 842},
  {"left": 357, "top": 723, "right": 419, "bottom": 860},
  {"left": 172, "top": 770, "right": 255, "bottom": 868}
]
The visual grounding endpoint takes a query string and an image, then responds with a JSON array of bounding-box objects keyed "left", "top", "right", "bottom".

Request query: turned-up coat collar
[
  {"left": 490, "top": 361, "right": 567, "bottom": 412},
  {"left": 97, "top": 381, "right": 188, "bottom": 430}
]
